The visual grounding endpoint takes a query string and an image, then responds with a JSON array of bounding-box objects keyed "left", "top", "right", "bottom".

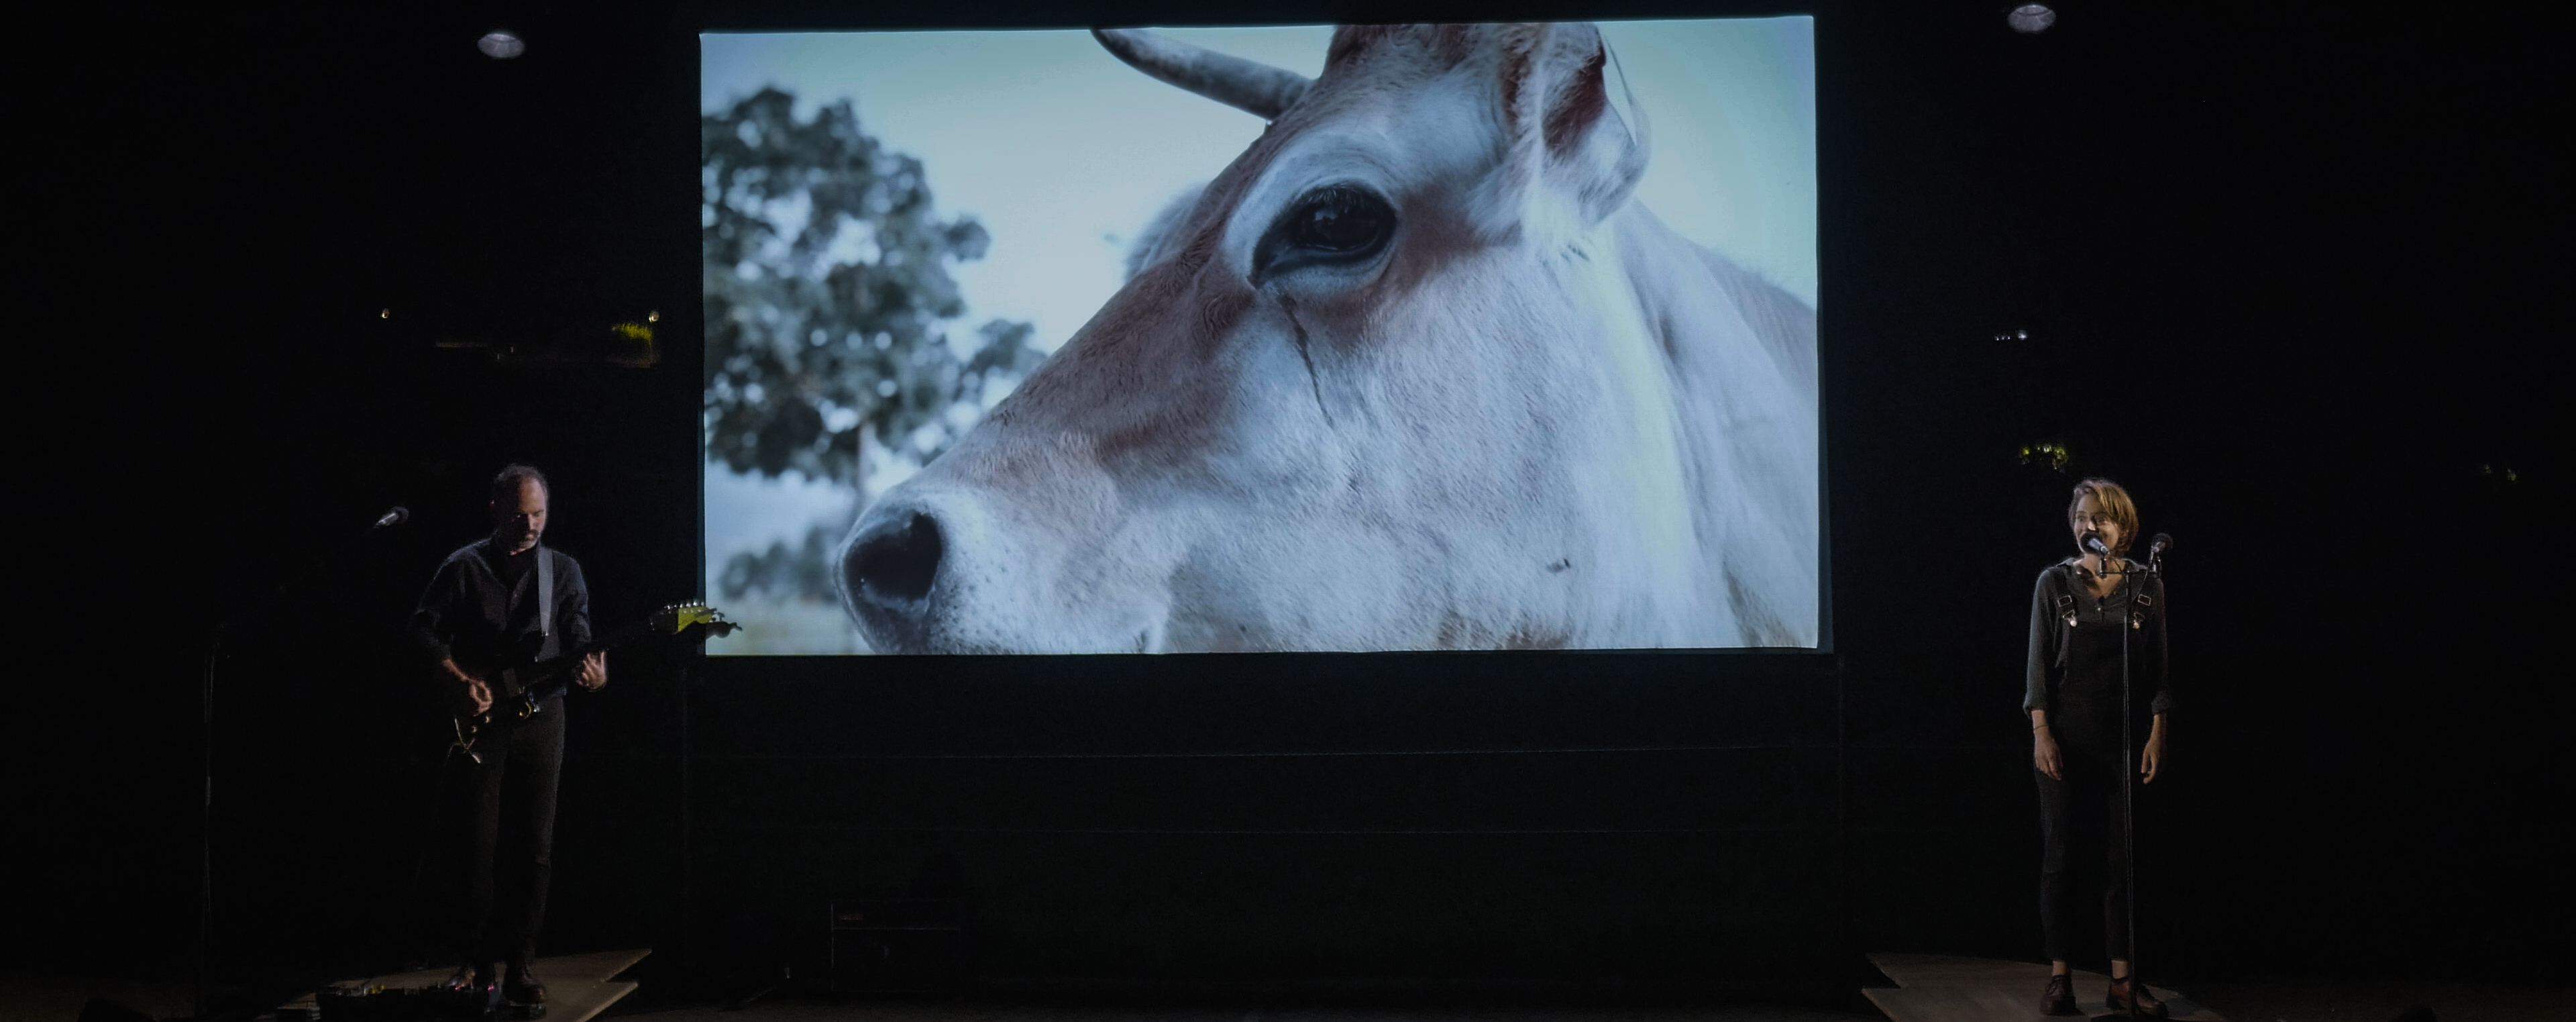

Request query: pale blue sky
[{"left": 701, "top": 19, "right": 1817, "bottom": 355}]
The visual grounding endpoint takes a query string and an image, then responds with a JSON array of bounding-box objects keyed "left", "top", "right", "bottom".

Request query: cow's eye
[
  {"left": 1254, "top": 185, "right": 1395, "bottom": 283},
  {"left": 1290, "top": 188, "right": 1390, "bottom": 252}
]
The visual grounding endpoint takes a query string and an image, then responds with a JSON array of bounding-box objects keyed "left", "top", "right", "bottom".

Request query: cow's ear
[{"left": 1471, "top": 24, "right": 1648, "bottom": 242}]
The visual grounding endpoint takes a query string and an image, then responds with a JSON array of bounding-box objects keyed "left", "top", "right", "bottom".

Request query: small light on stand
[
  {"left": 380, "top": 309, "right": 392, "bottom": 319},
  {"left": 478, "top": 31, "right": 526, "bottom": 60},
  {"left": 2019, "top": 442, "right": 2070, "bottom": 472},
  {"left": 2008, "top": 4, "right": 2057, "bottom": 34},
  {"left": 609, "top": 321, "right": 660, "bottom": 368},
  {"left": 647, "top": 311, "right": 660, "bottom": 323}
]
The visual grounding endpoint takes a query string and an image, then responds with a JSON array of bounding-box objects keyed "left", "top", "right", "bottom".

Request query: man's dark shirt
[{"left": 411, "top": 538, "right": 592, "bottom": 680}]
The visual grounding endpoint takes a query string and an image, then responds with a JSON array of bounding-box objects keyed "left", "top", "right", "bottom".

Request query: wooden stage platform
[
  {"left": 281, "top": 948, "right": 649, "bottom": 1022},
  {"left": 1864, "top": 954, "right": 2224, "bottom": 1022}
]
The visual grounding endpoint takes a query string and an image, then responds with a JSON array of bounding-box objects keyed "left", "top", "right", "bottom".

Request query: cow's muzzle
[{"left": 840, "top": 484, "right": 1152, "bottom": 654}]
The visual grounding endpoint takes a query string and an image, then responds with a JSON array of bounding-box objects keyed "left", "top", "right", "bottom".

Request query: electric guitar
[{"left": 449, "top": 601, "right": 737, "bottom": 760}]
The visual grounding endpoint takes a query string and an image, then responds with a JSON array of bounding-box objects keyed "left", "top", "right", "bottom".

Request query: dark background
[{"left": 21, "top": 0, "right": 2562, "bottom": 1007}]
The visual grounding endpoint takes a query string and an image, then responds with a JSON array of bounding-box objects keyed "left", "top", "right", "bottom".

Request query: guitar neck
[
  {"left": 510, "top": 620, "right": 654, "bottom": 697},
  {"left": 569, "top": 618, "right": 657, "bottom": 662},
  {"left": 479, "top": 603, "right": 725, "bottom": 707}
]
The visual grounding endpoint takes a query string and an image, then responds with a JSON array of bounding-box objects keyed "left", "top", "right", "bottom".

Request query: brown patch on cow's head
[
  {"left": 1325, "top": 25, "right": 1398, "bottom": 66},
  {"left": 974, "top": 160, "right": 1279, "bottom": 488},
  {"left": 1503, "top": 623, "right": 1573, "bottom": 650},
  {"left": 1542, "top": 47, "right": 1608, "bottom": 156},
  {"left": 1355, "top": 183, "right": 1489, "bottom": 329},
  {"left": 1497, "top": 41, "right": 1534, "bottom": 145},
  {"left": 1326, "top": 24, "right": 1480, "bottom": 69},
  {"left": 1194, "top": 288, "right": 1258, "bottom": 358},
  {"left": 1432, "top": 609, "right": 1574, "bottom": 650}
]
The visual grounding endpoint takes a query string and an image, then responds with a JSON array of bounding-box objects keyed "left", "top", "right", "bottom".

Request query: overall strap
[{"left": 2052, "top": 562, "right": 2078, "bottom": 670}]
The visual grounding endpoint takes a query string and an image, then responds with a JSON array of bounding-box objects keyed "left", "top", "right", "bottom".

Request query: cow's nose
[{"left": 847, "top": 510, "right": 945, "bottom": 604}]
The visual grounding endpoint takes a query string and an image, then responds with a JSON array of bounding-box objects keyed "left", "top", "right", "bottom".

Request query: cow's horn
[{"left": 1093, "top": 28, "right": 1311, "bottom": 120}]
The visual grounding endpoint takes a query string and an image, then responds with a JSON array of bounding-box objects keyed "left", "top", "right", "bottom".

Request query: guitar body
[
  {"left": 447, "top": 603, "right": 735, "bottom": 760},
  {"left": 455, "top": 658, "right": 567, "bottom": 743}
]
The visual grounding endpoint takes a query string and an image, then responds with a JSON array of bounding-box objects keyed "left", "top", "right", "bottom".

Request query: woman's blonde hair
[{"left": 2068, "top": 478, "right": 2140, "bottom": 556}]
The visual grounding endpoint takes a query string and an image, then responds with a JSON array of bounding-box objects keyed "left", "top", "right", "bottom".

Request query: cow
[{"left": 837, "top": 23, "right": 1817, "bottom": 653}]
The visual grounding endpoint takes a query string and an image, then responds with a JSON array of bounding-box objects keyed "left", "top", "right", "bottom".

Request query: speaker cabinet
[{"left": 828, "top": 899, "right": 971, "bottom": 994}]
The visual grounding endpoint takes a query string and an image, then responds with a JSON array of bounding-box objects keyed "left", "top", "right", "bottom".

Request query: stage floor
[
  {"left": 1863, "top": 954, "right": 2219, "bottom": 1022},
  {"left": 4, "top": 958, "right": 2563, "bottom": 1022},
  {"left": 281, "top": 949, "right": 649, "bottom": 1022},
  {"left": 623, "top": 1004, "right": 1879, "bottom": 1022}
]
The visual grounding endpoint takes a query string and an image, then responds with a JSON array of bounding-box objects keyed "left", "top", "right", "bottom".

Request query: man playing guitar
[{"left": 409, "top": 464, "right": 606, "bottom": 1004}]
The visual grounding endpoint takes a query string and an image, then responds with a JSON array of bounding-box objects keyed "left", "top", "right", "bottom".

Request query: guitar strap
[{"left": 537, "top": 544, "right": 555, "bottom": 655}]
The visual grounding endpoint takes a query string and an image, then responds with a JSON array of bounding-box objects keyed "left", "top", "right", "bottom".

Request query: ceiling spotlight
[
  {"left": 2008, "top": 4, "right": 2057, "bottom": 34},
  {"left": 478, "top": 31, "right": 526, "bottom": 59}
]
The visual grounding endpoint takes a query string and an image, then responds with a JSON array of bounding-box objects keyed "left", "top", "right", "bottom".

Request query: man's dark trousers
[{"left": 446, "top": 696, "right": 564, "bottom": 969}]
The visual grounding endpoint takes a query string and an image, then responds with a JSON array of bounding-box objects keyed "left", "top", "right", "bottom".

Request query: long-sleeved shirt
[
  {"left": 2023, "top": 558, "right": 2171, "bottom": 727},
  {"left": 411, "top": 538, "right": 592, "bottom": 681}
]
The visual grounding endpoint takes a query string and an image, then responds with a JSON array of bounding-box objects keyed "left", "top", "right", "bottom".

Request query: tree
[
  {"left": 717, "top": 523, "right": 840, "bottom": 604},
  {"left": 702, "top": 87, "right": 1042, "bottom": 493}
]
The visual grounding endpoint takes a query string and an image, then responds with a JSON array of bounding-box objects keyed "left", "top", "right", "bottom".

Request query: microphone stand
[
  {"left": 2098, "top": 544, "right": 2161, "bottom": 1015},
  {"left": 197, "top": 511, "right": 408, "bottom": 1018}
]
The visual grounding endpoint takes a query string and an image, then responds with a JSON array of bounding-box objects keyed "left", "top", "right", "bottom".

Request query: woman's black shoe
[
  {"left": 2106, "top": 976, "right": 2170, "bottom": 1017},
  {"left": 2040, "top": 973, "right": 2080, "bottom": 1016}
]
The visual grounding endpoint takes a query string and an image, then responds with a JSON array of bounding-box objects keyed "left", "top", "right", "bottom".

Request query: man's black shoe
[{"left": 503, "top": 966, "right": 547, "bottom": 1005}]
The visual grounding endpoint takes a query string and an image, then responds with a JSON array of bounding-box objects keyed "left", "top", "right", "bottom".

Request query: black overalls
[{"left": 2026, "top": 558, "right": 2170, "bottom": 964}]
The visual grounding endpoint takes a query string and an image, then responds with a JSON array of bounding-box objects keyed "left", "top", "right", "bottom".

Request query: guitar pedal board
[{"left": 310, "top": 982, "right": 547, "bottom": 1021}]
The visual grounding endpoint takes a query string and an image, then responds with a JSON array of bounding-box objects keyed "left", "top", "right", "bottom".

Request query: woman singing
[{"left": 2027, "top": 478, "right": 2170, "bottom": 1016}]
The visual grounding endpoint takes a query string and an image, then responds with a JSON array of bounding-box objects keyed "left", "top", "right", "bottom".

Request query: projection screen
[{"left": 702, "top": 20, "right": 1819, "bottom": 654}]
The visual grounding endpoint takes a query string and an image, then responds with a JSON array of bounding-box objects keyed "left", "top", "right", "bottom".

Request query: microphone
[
  {"left": 2082, "top": 533, "right": 2110, "bottom": 557},
  {"left": 372, "top": 506, "right": 411, "bottom": 530},
  {"left": 2146, "top": 533, "right": 2173, "bottom": 561}
]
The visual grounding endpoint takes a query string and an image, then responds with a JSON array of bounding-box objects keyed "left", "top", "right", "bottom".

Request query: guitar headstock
[{"left": 652, "top": 602, "right": 740, "bottom": 639}]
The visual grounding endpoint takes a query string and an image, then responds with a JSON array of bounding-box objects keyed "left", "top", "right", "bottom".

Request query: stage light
[
  {"left": 380, "top": 309, "right": 391, "bottom": 319},
  {"left": 2008, "top": 4, "right": 2057, "bottom": 34},
  {"left": 647, "top": 311, "right": 661, "bottom": 323},
  {"left": 478, "top": 31, "right": 526, "bottom": 59}
]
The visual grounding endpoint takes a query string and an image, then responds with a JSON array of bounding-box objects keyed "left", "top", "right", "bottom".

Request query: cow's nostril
[{"left": 851, "top": 511, "right": 945, "bottom": 603}]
